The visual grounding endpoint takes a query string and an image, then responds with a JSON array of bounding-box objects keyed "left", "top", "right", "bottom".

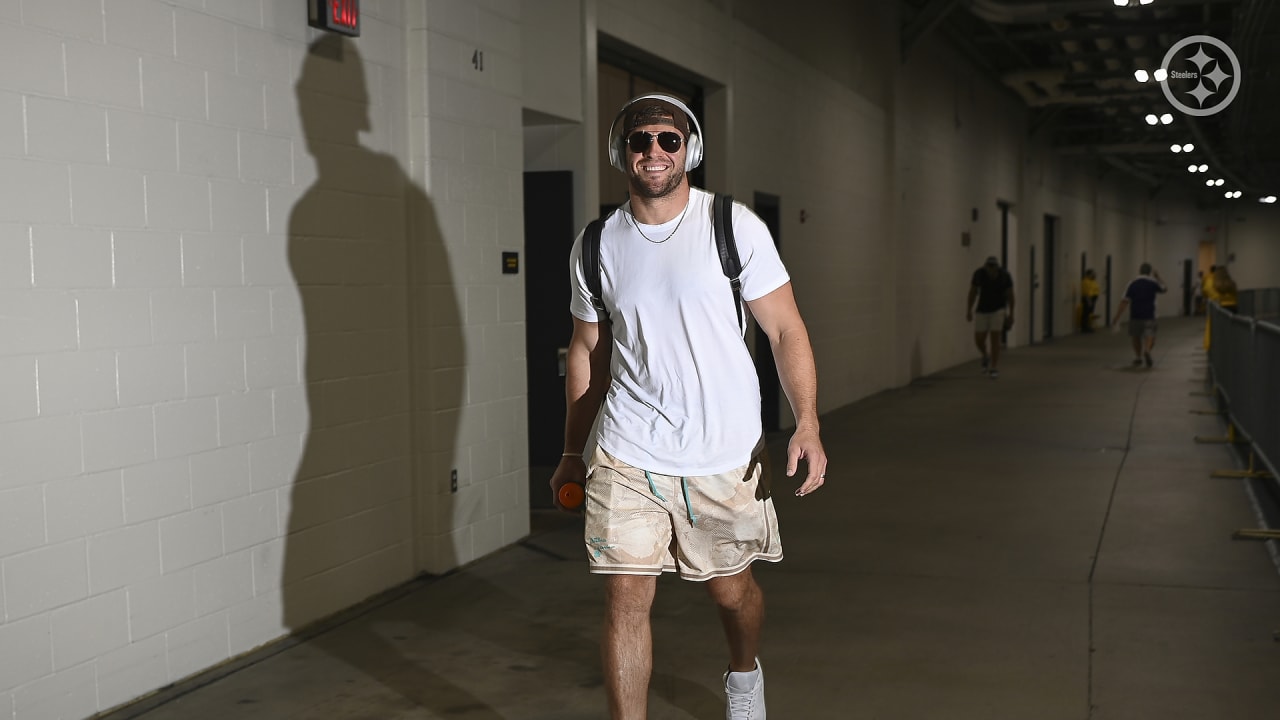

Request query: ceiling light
[
  {"left": 1225, "top": 191, "right": 1235, "bottom": 199},
  {"left": 1171, "top": 144, "right": 1182, "bottom": 153},
  {"left": 1261, "top": 196, "right": 1277, "bottom": 204},
  {"left": 1154, "top": 69, "right": 1168, "bottom": 82},
  {"left": 1234, "top": 191, "right": 1243, "bottom": 198},
  {"left": 1145, "top": 114, "right": 1158, "bottom": 125},
  {"left": 1182, "top": 143, "right": 1194, "bottom": 152},
  {"left": 1134, "top": 69, "right": 1150, "bottom": 83},
  {"left": 1140, "top": 0, "right": 1154, "bottom": 5},
  {"left": 1113, "top": 0, "right": 1127, "bottom": 6},
  {"left": 1187, "top": 164, "right": 1197, "bottom": 172},
  {"left": 1206, "top": 180, "right": 1215, "bottom": 187},
  {"left": 1199, "top": 164, "right": 1208, "bottom": 172},
  {"left": 1215, "top": 179, "right": 1225, "bottom": 186},
  {"left": 1160, "top": 113, "right": 1174, "bottom": 125}
]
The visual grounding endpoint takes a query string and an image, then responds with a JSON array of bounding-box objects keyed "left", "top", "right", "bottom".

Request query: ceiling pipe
[
  {"left": 1185, "top": 118, "right": 1254, "bottom": 194},
  {"left": 969, "top": 1, "right": 1112, "bottom": 24},
  {"left": 970, "top": 0, "right": 1243, "bottom": 24},
  {"left": 1101, "top": 155, "right": 1161, "bottom": 187}
]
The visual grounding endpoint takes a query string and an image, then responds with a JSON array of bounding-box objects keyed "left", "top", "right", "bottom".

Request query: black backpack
[{"left": 581, "top": 193, "right": 744, "bottom": 333}]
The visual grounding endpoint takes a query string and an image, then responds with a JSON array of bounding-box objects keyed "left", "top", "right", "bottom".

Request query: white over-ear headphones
[{"left": 607, "top": 93, "right": 704, "bottom": 173}]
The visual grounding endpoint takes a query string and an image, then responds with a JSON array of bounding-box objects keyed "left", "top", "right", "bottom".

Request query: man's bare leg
[
  {"left": 603, "top": 574, "right": 658, "bottom": 720},
  {"left": 706, "top": 567, "right": 764, "bottom": 672},
  {"left": 973, "top": 332, "right": 987, "bottom": 359},
  {"left": 988, "top": 331, "right": 1001, "bottom": 370}
]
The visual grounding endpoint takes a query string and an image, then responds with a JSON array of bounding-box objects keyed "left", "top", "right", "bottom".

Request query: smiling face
[{"left": 626, "top": 124, "right": 688, "bottom": 200}]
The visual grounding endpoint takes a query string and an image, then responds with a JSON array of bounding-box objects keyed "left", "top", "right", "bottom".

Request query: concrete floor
[{"left": 107, "top": 317, "right": 1280, "bottom": 720}]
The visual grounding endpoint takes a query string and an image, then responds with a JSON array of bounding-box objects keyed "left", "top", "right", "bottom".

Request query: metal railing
[
  {"left": 1237, "top": 288, "right": 1280, "bottom": 321},
  {"left": 1205, "top": 294, "right": 1280, "bottom": 544}
]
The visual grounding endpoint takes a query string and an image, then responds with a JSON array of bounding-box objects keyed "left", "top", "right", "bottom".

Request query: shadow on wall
[{"left": 282, "top": 36, "right": 483, "bottom": 713}]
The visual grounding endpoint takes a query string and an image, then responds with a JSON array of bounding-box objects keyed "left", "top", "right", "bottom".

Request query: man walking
[
  {"left": 967, "top": 256, "right": 1015, "bottom": 378},
  {"left": 1111, "top": 262, "right": 1167, "bottom": 368},
  {"left": 549, "top": 94, "right": 827, "bottom": 720}
]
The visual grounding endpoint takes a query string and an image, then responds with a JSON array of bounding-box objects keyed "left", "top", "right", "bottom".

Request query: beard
[{"left": 629, "top": 167, "right": 685, "bottom": 200}]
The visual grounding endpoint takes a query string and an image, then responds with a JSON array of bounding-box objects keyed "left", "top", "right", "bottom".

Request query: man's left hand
[{"left": 786, "top": 425, "right": 827, "bottom": 497}]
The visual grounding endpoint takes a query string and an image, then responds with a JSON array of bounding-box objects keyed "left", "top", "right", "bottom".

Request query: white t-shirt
[{"left": 568, "top": 188, "right": 790, "bottom": 476}]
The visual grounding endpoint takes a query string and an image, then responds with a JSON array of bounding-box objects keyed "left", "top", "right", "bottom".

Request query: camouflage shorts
[{"left": 583, "top": 447, "right": 783, "bottom": 581}]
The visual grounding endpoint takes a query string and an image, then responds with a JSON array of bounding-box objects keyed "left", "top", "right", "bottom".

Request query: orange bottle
[{"left": 557, "top": 481, "right": 585, "bottom": 511}]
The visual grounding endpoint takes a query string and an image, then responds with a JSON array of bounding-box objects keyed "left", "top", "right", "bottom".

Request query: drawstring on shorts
[{"left": 644, "top": 470, "right": 698, "bottom": 526}]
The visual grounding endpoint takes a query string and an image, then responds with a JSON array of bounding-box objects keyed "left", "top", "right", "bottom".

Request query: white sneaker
[{"left": 723, "top": 658, "right": 765, "bottom": 719}]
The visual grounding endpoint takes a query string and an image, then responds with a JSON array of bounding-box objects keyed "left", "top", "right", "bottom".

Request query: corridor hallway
[{"left": 109, "top": 317, "right": 1280, "bottom": 720}]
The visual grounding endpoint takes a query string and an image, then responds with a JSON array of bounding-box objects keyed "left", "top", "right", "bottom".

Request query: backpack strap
[
  {"left": 581, "top": 210, "right": 613, "bottom": 325},
  {"left": 713, "top": 193, "right": 746, "bottom": 334}
]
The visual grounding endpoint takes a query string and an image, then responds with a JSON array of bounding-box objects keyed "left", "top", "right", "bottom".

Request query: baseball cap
[
  {"left": 985, "top": 256, "right": 999, "bottom": 266},
  {"left": 622, "top": 99, "right": 691, "bottom": 137}
]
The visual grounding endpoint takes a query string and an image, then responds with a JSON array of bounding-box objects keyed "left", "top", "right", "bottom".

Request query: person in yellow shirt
[
  {"left": 1080, "top": 269, "right": 1100, "bottom": 333},
  {"left": 1214, "top": 266, "right": 1238, "bottom": 311},
  {"left": 1202, "top": 264, "right": 1218, "bottom": 305},
  {"left": 1201, "top": 264, "right": 1240, "bottom": 349}
]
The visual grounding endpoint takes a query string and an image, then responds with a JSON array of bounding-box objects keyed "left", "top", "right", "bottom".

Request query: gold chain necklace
[{"left": 630, "top": 202, "right": 689, "bottom": 244}]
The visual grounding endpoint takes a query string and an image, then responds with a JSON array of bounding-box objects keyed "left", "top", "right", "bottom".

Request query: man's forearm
[
  {"left": 1112, "top": 301, "right": 1129, "bottom": 323},
  {"left": 562, "top": 345, "right": 609, "bottom": 453},
  {"left": 771, "top": 326, "right": 820, "bottom": 429}
]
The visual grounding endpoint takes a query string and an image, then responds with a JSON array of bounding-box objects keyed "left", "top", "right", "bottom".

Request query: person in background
[
  {"left": 967, "top": 256, "right": 1015, "bottom": 379},
  {"left": 1080, "top": 268, "right": 1100, "bottom": 333},
  {"left": 1213, "top": 265, "right": 1238, "bottom": 313},
  {"left": 1111, "top": 262, "right": 1167, "bottom": 369},
  {"left": 1203, "top": 264, "right": 1240, "bottom": 350},
  {"left": 1201, "top": 264, "right": 1218, "bottom": 349}
]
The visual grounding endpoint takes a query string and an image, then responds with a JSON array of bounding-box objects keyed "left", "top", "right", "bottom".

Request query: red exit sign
[{"left": 308, "top": 0, "right": 360, "bottom": 37}]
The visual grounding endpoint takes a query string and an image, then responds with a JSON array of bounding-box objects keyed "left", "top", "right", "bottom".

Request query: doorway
[
  {"left": 1182, "top": 258, "right": 1193, "bottom": 315},
  {"left": 1029, "top": 245, "right": 1037, "bottom": 343},
  {"left": 1197, "top": 241, "right": 1217, "bottom": 276},
  {"left": 523, "top": 171, "right": 576, "bottom": 508},
  {"left": 598, "top": 48, "right": 704, "bottom": 211},
  {"left": 1042, "top": 215, "right": 1058, "bottom": 340},
  {"left": 753, "top": 192, "right": 782, "bottom": 433},
  {"left": 998, "top": 201, "right": 1017, "bottom": 346},
  {"left": 1079, "top": 251, "right": 1088, "bottom": 332},
  {"left": 1104, "top": 255, "right": 1112, "bottom": 325}
]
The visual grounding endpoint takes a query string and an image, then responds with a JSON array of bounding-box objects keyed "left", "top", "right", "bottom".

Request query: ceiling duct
[
  {"left": 969, "top": 0, "right": 1110, "bottom": 24},
  {"left": 970, "top": 0, "right": 1244, "bottom": 24}
]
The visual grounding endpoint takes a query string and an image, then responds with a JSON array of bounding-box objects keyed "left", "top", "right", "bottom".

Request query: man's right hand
[{"left": 549, "top": 456, "right": 588, "bottom": 512}]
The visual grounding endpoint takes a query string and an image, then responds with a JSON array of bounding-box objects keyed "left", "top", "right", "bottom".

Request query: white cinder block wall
[
  {"left": 0, "top": 0, "right": 526, "bottom": 717},
  {"left": 405, "top": 0, "right": 530, "bottom": 572}
]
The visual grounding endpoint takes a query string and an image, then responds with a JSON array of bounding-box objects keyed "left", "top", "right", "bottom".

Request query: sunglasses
[{"left": 626, "top": 131, "right": 684, "bottom": 154}]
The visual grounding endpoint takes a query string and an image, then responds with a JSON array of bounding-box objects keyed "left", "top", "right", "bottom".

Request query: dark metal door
[
  {"left": 1182, "top": 258, "right": 1193, "bottom": 315},
  {"left": 523, "top": 171, "right": 575, "bottom": 508},
  {"left": 1029, "top": 245, "right": 1037, "bottom": 344},
  {"left": 1043, "top": 215, "right": 1056, "bottom": 340}
]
